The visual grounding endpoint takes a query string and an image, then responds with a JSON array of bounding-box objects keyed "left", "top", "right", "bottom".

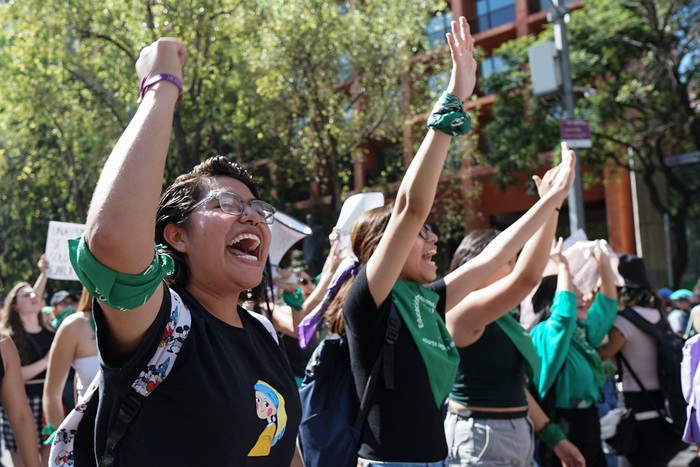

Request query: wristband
[
  {"left": 42, "top": 423, "right": 57, "bottom": 445},
  {"left": 427, "top": 91, "right": 471, "bottom": 136},
  {"left": 138, "top": 73, "right": 183, "bottom": 105},
  {"left": 539, "top": 422, "right": 567, "bottom": 449}
]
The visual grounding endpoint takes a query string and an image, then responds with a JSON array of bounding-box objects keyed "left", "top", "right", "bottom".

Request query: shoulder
[{"left": 245, "top": 310, "right": 279, "bottom": 344}]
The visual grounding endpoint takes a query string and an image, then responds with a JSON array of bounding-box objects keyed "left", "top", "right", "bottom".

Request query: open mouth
[
  {"left": 422, "top": 248, "right": 437, "bottom": 265},
  {"left": 226, "top": 232, "right": 262, "bottom": 262}
]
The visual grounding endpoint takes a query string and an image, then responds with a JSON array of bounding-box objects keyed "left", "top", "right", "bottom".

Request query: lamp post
[{"left": 549, "top": 0, "right": 586, "bottom": 234}]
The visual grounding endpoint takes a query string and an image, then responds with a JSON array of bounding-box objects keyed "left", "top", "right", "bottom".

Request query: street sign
[{"left": 560, "top": 118, "right": 592, "bottom": 148}]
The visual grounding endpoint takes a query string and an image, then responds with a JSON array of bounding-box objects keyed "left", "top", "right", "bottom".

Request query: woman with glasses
[
  {"left": 317, "top": 18, "right": 576, "bottom": 466},
  {"left": 0, "top": 257, "right": 52, "bottom": 467},
  {"left": 62, "top": 38, "right": 300, "bottom": 465}
]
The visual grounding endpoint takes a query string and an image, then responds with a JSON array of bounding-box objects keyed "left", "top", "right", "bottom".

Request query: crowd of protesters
[{"left": 1, "top": 16, "right": 699, "bottom": 467}]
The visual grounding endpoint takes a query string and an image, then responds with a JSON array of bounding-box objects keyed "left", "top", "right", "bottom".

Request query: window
[
  {"left": 426, "top": 11, "right": 454, "bottom": 50},
  {"left": 479, "top": 54, "right": 510, "bottom": 95},
  {"left": 475, "top": 0, "right": 515, "bottom": 31}
]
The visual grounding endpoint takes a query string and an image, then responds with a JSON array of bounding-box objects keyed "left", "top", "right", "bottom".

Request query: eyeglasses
[
  {"left": 189, "top": 191, "right": 276, "bottom": 224},
  {"left": 419, "top": 224, "right": 434, "bottom": 240},
  {"left": 299, "top": 277, "right": 309, "bottom": 285}
]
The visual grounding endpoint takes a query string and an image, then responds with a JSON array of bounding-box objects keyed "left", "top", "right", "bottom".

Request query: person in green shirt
[{"left": 530, "top": 239, "right": 618, "bottom": 467}]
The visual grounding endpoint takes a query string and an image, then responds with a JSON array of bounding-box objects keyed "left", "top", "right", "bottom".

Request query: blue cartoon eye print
[{"left": 248, "top": 380, "right": 287, "bottom": 457}]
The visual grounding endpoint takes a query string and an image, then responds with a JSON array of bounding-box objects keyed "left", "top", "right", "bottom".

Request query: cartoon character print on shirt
[{"left": 248, "top": 380, "right": 288, "bottom": 457}]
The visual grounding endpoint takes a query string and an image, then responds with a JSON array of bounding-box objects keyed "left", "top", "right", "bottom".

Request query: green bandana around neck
[
  {"left": 391, "top": 281, "right": 460, "bottom": 408},
  {"left": 51, "top": 306, "right": 75, "bottom": 329},
  {"left": 571, "top": 324, "right": 606, "bottom": 388},
  {"left": 495, "top": 311, "right": 540, "bottom": 381}
]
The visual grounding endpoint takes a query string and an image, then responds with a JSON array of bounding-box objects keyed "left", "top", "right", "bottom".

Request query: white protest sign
[
  {"left": 334, "top": 192, "right": 384, "bottom": 258},
  {"left": 45, "top": 221, "right": 86, "bottom": 281}
]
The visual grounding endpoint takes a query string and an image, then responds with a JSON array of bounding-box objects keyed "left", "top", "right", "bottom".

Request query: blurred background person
[
  {"left": 598, "top": 254, "right": 688, "bottom": 466},
  {"left": 0, "top": 258, "right": 54, "bottom": 466},
  {"left": 42, "top": 288, "right": 98, "bottom": 442},
  {"left": 0, "top": 334, "right": 41, "bottom": 467}
]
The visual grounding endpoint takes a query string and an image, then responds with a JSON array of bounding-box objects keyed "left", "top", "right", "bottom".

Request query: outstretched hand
[
  {"left": 533, "top": 142, "right": 576, "bottom": 205},
  {"left": 550, "top": 237, "right": 568, "bottom": 267},
  {"left": 136, "top": 38, "right": 187, "bottom": 83},
  {"left": 446, "top": 16, "right": 477, "bottom": 102}
]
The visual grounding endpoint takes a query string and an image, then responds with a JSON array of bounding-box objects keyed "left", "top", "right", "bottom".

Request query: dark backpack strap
[
  {"left": 353, "top": 303, "right": 402, "bottom": 433},
  {"left": 616, "top": 340, "right": 668, "bottom": 419},
  {"left": 619, "top": 308, "right": 666, "bottom": 339},
  {"left": 99, "top": 392, "right": 145, "bottom": 467}
]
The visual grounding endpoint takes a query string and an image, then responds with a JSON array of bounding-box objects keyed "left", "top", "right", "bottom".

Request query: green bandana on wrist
[
  {"left": 540, "top": 422, "right": 567, "bottom": 449},
  {"left": 391, "top": 281, "right": 460, "bottom": 408},
  {"left": 427, "top": 92, "right": 471, "bottom": 136}
]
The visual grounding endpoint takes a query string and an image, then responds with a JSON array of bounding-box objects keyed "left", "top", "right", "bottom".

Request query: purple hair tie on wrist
[
  {"left": 297, "top": 257, "right": 358, "bottom": 349},
  {"left": 138, "top": 73, "right": 183, "bottom": 105}
]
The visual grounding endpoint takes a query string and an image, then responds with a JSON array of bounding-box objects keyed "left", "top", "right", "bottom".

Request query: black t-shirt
[
  {"left": 343, "top": 266, "right": 448, "bottom": 462},
  {"left": 24, "top": 327, "right": 55, "bottom": 397},
  {"left": 75, "top": 285, "right": 301, "bottom": 466}
]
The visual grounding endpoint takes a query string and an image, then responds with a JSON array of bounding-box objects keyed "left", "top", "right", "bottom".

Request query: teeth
[{"left": 227, "top": 233, "right": 261, "bottom": 252}]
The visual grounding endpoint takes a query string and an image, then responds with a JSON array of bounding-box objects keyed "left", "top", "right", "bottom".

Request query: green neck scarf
[
  {"left": 495, "top": 311, "right": 540, "bottom": 381},
  {"left": 391, "top": 281, "right": 460, "bottom": 408},
  {"left": 51, "top": 306, "right": 75, "bottom": 329},
  {"left": 571, "top": 324, "right": 606, "bottom": 388}
]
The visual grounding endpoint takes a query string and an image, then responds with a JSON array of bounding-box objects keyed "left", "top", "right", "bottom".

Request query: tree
[
  {"left": 481, "top": 0, "right": 699, "bottom": 286},
  {"left": 0, "top": 0, "right": 468, "bottom": 292}
]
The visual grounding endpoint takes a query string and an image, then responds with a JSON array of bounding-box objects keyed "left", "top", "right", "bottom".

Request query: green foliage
[
  {"left": 480, "top": 0, "right": 700, "bottom": 283},
  {"left": 0, "top": 0, "right": 460, "bottom": 293}
]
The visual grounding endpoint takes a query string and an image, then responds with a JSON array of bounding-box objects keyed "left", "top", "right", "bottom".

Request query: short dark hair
[{"left": 155, "top": 155, "right": 265, "bottom": 301}]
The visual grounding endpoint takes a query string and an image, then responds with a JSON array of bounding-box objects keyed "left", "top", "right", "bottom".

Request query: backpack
[
  {"left": 297, "top": 305, "right": 401, "bottom": 467},
  {"left": 49, "top": 289, "right": 278, "bottom": 467},
  {"left": 619, "top": 307, "right": 687, "bottom": 434}
]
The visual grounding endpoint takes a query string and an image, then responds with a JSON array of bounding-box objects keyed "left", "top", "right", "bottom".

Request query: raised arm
[
  {"left": 33, "top": 254, "right": 48, "bottom": 301},
  {"left": 366, "top": 17, "right": 477, "bottom": 306},
  {"left": 594, "top": 242, "right": 617, "bottom": 300},
  {"left": 301, "top": 230, "right": 342, "bottom": 315},
  {"left": 1, "top": 336, "right": 41, "bottom": 467},
  {"left": 443, "top": 147, "right": 575, "bottom": 312},
  {"left": 82, "top": 39, "right": 186, "bottom": 354},
  {"left": 446, "top": 175, "right": 561, "bottom": 346}
]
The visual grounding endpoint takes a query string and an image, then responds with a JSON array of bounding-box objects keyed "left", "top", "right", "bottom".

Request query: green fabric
[
  {"left": 570, "top": 325, "right": 606, "bottom": 388},
  {"left": 495, "top": 310, "right": 540, "bottom": 380},
  {"left": 282, "top": 287, "right": 304, "bottom": 311},
  {"left": 391, "top": 281, "right": 459, "bottom": 408},
  {"left": 539, "top": 422, "right": 567, "bottom": 449},
  {"left": 51, "top": 306, "right": 75, "bottom": 329},
  {"left": 41, "top": 423, "right": 57, "bottom": 445},
  {"left": 426, "top": 92, "right": 471, "bottom": 136},
  {"left": 531, "top": 291, "right": 618, "bottom": 408},
  {"left": 68, "top": 235, "right": 174, "bottom": 312}
]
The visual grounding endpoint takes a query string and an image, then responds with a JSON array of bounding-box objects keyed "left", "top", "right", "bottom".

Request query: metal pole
[{"left": 550, "top": 0, "right": 586, "bottom": 235}]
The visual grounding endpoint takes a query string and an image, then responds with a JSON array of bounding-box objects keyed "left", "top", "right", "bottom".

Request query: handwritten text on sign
[{"left": 45, "top": 221, "right": 86, "bottom": 281}]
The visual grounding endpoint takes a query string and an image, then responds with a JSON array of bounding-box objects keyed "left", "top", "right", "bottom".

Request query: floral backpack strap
[{"left": 49, "top": 289, "right": 192, "bottom": 467}]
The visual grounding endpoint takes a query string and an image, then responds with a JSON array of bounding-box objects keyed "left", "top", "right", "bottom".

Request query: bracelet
[
  {"left": 42, "top": 423, "right": 58, "bottom": 445},
  {"left": 138, "top": 73, "right": 183, "bottom": 105},
  {"left": 427, "top": 92, "right": 471, "bottom": 136},
  {"left": 539, "top": 422, "right": 567, "bottom": 449}
]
